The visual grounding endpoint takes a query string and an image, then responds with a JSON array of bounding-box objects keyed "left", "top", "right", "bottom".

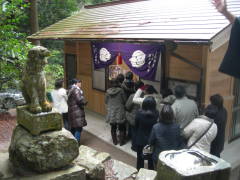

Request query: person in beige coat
[{"left": 183, "top": 105, "right": 218, "bottom": 153}]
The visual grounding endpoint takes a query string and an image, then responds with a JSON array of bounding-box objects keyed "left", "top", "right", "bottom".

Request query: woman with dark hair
[
  {"left": 210, "top": 94, "right": 227, "bottom": 157},
  {"left": 68, "top": 78, "right": 88, "bottom": 145},
  {"left": 148, "top": 105, "right": 181, "bottom": 167},
  {"left": 116, "top": 73, "right": 125, "bottom": 84},
  {"left": 105, "top": 78, "right": 127, "bottom": 146},
  {"left": 135, "top": 96, "right": 158, "bottom": 170},
  {"left": 121, "top": 71, "right": 135, "bottom": 99}
]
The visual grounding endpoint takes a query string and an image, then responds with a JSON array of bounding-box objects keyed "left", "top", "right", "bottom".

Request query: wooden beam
[{"left": 210, "top": 25, "right": 232, "bottom": 52}]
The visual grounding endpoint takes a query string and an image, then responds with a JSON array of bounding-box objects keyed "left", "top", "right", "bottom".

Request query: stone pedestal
[
  {"left": 0, "top": 152, "right": 86, "bottom": 180},
  {"left": 104, "top": 159, "right": 138, "bottom": 180},
  {"left": 9, "top": 125, "right": 79, "bottom": 173},
  {"left": 17, "top": 106, "right": 62, "bottom": 135},
  {"left": 156, "top": 149, "right": 231, "bottom": 180},
  {"left": 74, "top": 145, "right": 111, "bottom": 180},
  {"left": 136, "top": 168, "right": 157, "bottom": 180},
  {"left": 21, "top": 165, "right": 86, "bottom": 180}
]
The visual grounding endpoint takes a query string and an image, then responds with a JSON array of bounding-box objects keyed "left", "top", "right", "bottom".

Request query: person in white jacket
[
  {"left": 51, "top": 79, "right": 69, "bottom": 130},
  {"left": 133, "top": 85, "right": 163, "bottom": 113},
  {"left": 183, "top": 104, "right": 218, "bottom": 153}
]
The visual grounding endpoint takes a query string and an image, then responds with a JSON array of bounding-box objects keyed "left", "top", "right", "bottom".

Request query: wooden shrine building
[{"left": 28, "top": 0, "right": 240, "bottom": 141}]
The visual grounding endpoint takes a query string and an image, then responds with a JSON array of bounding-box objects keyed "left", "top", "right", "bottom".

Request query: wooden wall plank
[
  {"left": 77, "top": 74, "right": 106, "bottom": 115},
  {"left": 76, "top": 42, "right": 106, "bottom": 115},
  {"left": 168, "top": 45, "right": 202, "bottom": 82},
  {"left": 64, "top": 41, "right": 77, "bottom": 54},
  {"left": 77, "top": 42, "right": 92, "bottom": 76}
]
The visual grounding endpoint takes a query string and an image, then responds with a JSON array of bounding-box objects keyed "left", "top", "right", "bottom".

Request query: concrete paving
[{"left": 84, "top": 109, "right": 136, "bottom": 158}]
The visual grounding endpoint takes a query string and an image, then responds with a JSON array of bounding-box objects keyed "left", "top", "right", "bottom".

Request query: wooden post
[{"left": 30, "top": 0, "right": 40, "bottom": 45}]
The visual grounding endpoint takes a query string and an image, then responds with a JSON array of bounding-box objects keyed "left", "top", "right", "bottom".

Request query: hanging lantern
[{"left": 117, "top": 52, "right": 122, "bottom": 65}]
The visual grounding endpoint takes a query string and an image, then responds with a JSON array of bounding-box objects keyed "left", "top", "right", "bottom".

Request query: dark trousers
[
  {"left": 210, "top": 148, "right": 221, "bottom": 158},
  {"left": 130, "top": 125, "right": 137, "bottom": 151},
  {"left": 136, "top": 145, "right": 154, "bottom": 170},
  {"left": 62, "top": 113, "right": 69, "bottom": 130},
  {"left": 71, "top": 127, "right": 83, "bottom": 143},
  {"left": 110, "top": 123, "right": 126, "bottom": 132},
  {"left": 111, "top": 123, "right": 127, "bottom": 145}
]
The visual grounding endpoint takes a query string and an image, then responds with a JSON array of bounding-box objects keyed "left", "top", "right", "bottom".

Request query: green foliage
[
  {"left": 48, "top": 49, "right": 64, "bottom": 66},
  {"left": 83, "top": 0, "right": 113, "bottom": 5},
  {"left": 0, "top": 0, "right": 33, "bottom": 91},
  {"left": 44, "top": 63, "right": 64, "bottom": 91},
  {"left": 38, "top": 0, "right": 81, "bottom": 29},
  {"left": 0, "top": 0, "right": 114, "bottom": 91}
]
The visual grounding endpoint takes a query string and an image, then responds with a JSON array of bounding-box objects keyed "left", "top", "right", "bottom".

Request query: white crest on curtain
[
  {"left": 99, "top": 48, "right": 111, "bottom": 62},
  {"left": 129, "top": 50, "right": 146, "bottom": 68}
]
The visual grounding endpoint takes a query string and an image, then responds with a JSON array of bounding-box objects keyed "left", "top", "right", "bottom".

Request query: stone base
[
  {"left": 156, "top": 149, "right": 231, "bottom": 180},
  {"left": 9, "top": 126, "right": 79, "bottom": 173},
  {"left": 104, "top": 159, "right": 138, "bottom": 180},
  {"left": 74, "top": 145, "right": 111, "bottom": 180},
  {"left": 17, "top": 106, "right": 62, "bottom": 135},
  {"left": 136, "top": 168, "right": 157, "bottom": 180},
  {"left": 21, "top": 165, "right": 86, "bottom": 180},
  {"left": 0, "top": 152, "right": 14, "bottom": 179},
  {"left": 0, "top": 152, "right": 86, "bottom": 180}
]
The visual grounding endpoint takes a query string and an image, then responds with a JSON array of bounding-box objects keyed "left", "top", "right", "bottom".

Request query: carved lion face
[{"left": 28, "top": 46, "right": 50, "bottom": 65}]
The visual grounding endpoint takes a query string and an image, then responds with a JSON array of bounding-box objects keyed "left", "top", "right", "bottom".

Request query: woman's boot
[
  {"left": 111, "top": 129, "right": 118, "bottom": 145},
  {"left": 119, "top": 130, "right": 126, "bottom": 146}
]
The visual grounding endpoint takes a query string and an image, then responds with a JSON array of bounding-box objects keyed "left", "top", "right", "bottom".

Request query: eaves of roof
[{"left": 28, "top": 0, "right": 240, "bottom": 44}]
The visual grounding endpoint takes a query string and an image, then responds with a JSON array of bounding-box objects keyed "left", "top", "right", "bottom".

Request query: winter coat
[
  {"left": 171, "top": 96, "right": 199, "bottom": 130},
  {"left": 125, "top": 94, "right": 140, "bottom": 126},
  {"left": 121, "top": 80, "right": 135, "bottom": 99},
  {"left": 135, "top": 109, "right": 159, "bottom": 146},
  {"left": 183, "top": 115, "right": 217, "bottom": 153},
  {"left": 133, "top": 89, "right": 163, "bottom": 113},
  {"left": 51, "top": 88, "right": 68, "bottom": 114},
  {"left": 105, "top": 87, "right": 127, "bottom": 124},
  {"left": 149, "top": 122, "right": 181, "bottom": 163},
  {"left": 67, "top": 86, "right": 87, "bottom": 129},
  {"left": 210, "top": 107, "right": 227, "bottom": 156},
  {"left": 219, "top": 17, "right": 240, "bottom": 79}
]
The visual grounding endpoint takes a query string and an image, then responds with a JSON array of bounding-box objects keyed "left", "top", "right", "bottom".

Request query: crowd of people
[
  {"left": 104, "top": 72, "right": 227, "bottom": 170},
  {"left": 49, "top": 73, "right": 227, "bottom": 171}
]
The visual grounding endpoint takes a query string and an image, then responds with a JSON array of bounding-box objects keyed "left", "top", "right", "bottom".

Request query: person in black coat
[
  {"left": 210, "top": 94, "right": 227, "bottom": 158},
  {"left": 135, "top": 96, "right": 159, "bottom": 170},
  {"left": 121, "top": 71, "right": 135, "bottom": 99},
  {"left": 149, "top": 104, "right": 181, "bottom": 167},
  {"left": 213, "top": 0, "right": 240, "bottom": 79}
]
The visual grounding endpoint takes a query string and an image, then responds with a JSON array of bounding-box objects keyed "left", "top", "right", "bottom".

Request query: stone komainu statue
[{"left": 21, "top": 46, "right": 52, "bottom": 114}]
